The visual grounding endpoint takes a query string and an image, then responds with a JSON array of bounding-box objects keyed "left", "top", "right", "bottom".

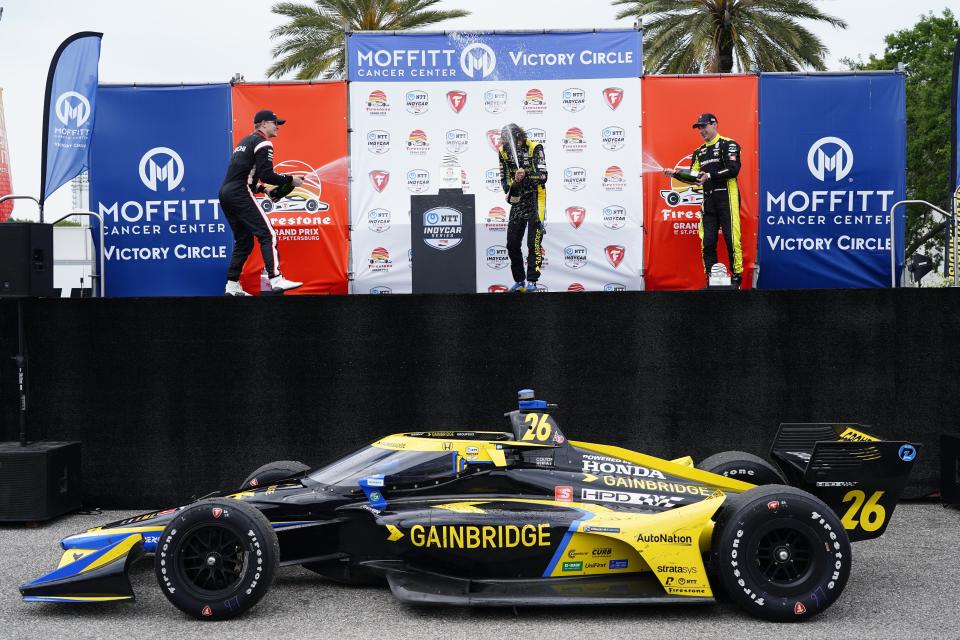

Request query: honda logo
[
  {"left": 139, "top": 147, "right": 184, "bottom": 192},
  {"left": 460, "top": 42, "right": 496, "bottom": 79},
  {"left": 55, "top": 91, "right": 91, "bottom": 127},
  {"left": 807, "top": 136, "right": 853, "bottom": 182}
]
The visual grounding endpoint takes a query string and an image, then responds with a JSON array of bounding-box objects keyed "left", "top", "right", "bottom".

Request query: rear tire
[
  {"left": 697, "top": 450, "right": 786, "bottom": 485},
  {"left": 240, "top": 460, "right": 310, "bottom": 490},
  {"left": 711, "top": 484, "right": 851, "bottom": 622},
  {"left": 155, "top": 499, "right": 279, "bottom": 620}
]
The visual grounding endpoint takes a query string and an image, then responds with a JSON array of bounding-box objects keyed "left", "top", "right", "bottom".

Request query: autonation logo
[
  {"left": 139, "top": 147, "right": 184, "bottom": 192},
  {"left": 460, "top": 42, "right": 496, "bottom": 79},
  {"left": 807, "top": 136, "right": 853, "bottom": 182},
  {"left": 55, "top": 91, "right": 91, "bottom": 127}
]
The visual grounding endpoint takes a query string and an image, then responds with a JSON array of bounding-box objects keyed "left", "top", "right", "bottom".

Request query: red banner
[
  {"left": 0, "top": 88, "right": 13, "bottom": 222},
  {"left": 642, "top": 76, "right": 759, "bottom": 290},
  {"left": 231, "top": 83, "right": 349, "bottom": 294}
]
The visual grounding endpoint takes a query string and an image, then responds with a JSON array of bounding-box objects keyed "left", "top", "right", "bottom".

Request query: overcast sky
[{"left": 0, "top": 0, "right": 954, "bottom": 219}]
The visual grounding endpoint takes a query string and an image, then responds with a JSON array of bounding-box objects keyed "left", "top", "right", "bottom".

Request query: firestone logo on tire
[
  {"left": 367, "top": 208, "right": 391, "bottom": 233},
  {"left": 566, "top": 206, "right": 586, "bottom": 229},
  {"left": 605, "top": 245, "right": 626, "bottom": 268},
  {"left": 366, "top": 130, "right": 390, "bottom": 154},
  {"left": 602, "top": 205, "right": 626, "bottom": 230},
  {"left": 484, "top": 89, "right": 508, "bottom": 114},
  {"left": 602, "top": 126, "right": 626, "bottom": 151},
  {"left": 564, "top": 245, "right": 587, "bottom": 269},
  {"left": 486, "top": 245, "right": 510, "bottom": 269},
  {"left": 561, "top": 88, "right": 586, "bottom": 112},
  {"left": 369, "top": 247, "right": 393, "bottom": 272},
  {"left": 602, "top": 165, "right": 627, "bottom": 192},
  {"left": 446, "top": 129, "right": 469, "bottom": 154},
  {"left": 406, "top": 169, "right": 430, "bottom": 193},
  {"left": 562, "top": 127, "right": 587, "bottom": 153},
  {"left": 563, "top": 167, "right": 587, "bottom": 191},
  {"left": 366, "top": 90, "right": 390, "bottom": 116},
  {"left": 405, "top": 90, "right": 429, "bottom": 115}
]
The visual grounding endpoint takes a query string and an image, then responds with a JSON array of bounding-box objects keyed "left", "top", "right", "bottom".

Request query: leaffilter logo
[
  {"left": 807, "top": 136, "right": 853, "bottom": 182},
  {"left": 55, "top": 91, "right": 91, "bottom": 127},
  {"left": 460, "top": 42, "right": 496, "bottom": 79},
  {"left": 139, "top": 147, "right": 184, "bottom": 192}
]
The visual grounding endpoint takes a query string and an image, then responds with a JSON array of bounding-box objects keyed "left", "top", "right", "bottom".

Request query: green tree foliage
[
  {"left": 267, "top": 0, "right": 470, "bottom": 79},
  {"left": 844, "top": 10, "right": 960, "bottom": 261},
  {"left": 612, "top": 0, "right": 846, "bottom": 73}
]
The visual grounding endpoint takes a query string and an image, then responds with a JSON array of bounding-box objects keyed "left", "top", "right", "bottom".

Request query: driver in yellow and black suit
[
  {"left": 666, "top": 113, "right": 744, "bottom": 288},
  {"left": 499, "top": 123, "right": 548, "bottom": 292}
]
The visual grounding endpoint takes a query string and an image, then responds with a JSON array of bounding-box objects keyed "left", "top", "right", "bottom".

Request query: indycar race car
[{"left": 20, "top": 390, "right": 918, "bottom": 622}]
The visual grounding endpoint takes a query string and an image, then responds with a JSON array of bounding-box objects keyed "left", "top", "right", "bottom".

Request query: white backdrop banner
[{"left": 348, "top": 30, "right": 643, "bottom": 293}]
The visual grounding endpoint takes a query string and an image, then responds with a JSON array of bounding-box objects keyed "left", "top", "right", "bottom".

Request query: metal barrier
[{"left": 888, "top": 200, "right": 957, "bottom": 288}]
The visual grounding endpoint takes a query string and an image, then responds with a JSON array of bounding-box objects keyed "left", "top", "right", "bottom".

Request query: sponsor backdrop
[
  {"left": 758, "top": 74, "right": 906, "bottom": 288},
  {"left": 642, "top": 75, "right": 759, "bottom": 290},
  {"left": 231, "top": 83, "right": 349, "bottom": 295},
  {"left": 90, "top": 85, "right": 233, "bottom": 296},
  {"left": 0, "top": 88, "right": 12, "bottom": 222},
  {"left": 348, "top": 31, "right": 644, "bottom": 293}
]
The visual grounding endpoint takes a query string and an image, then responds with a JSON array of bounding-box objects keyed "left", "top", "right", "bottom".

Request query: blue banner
[
  {"left": 89, "top": 85, "right": 233, "bottom": 296},
  {"left": 758, "top": 74, "right": 906, "bottom": 288},
  {"left": 42, "top": 32, "right": 102, "bottom": 204},
  {"left": 348, "top": 30, "right": 642, "bottom": 82}
]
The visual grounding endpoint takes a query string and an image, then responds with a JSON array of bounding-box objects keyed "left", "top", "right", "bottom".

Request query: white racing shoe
[
  {"left": 224, "top": 281, "right": 251, "bottom": 297},
  {"left": 269, "top": 274, "right": 303, "bottom": 293}
]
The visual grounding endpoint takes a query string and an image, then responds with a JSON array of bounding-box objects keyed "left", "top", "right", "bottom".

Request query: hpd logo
[
  {"left": 139, "top": 147, "right": 184, "bottom": 192},
  {"left": 55, "top": 91, "right": 91, "bottom": 127},
  {"left": 807, "top": 137, "right": 853, "bottom": 182}
]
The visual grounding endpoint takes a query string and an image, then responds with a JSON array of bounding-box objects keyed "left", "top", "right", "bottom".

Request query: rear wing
[{"left": 770, "top": 423, "right": 919, "bottom": 542}]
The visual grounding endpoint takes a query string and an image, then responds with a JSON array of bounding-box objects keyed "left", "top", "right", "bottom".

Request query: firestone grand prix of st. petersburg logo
[
  {"left": 55, "top": 91, "right": 92, "bottom": 127},
  {"left": 807, "top": 136, "right": 854, "bottom": 182},
  {"left": 139, "top": 147, "right": 184, "bottom": 192}
]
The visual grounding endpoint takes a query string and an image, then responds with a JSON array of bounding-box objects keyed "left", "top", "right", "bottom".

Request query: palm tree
[
  {"left": 613, "top": 0, "right": 847, "bottom": 73},
  {"left": 267, "top": 0, "right": 471, "bottom": 79}
]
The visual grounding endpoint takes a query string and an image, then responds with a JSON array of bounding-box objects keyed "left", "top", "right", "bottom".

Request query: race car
[{"left": 20, "top": 390, "right": 918, "bottom": 622}]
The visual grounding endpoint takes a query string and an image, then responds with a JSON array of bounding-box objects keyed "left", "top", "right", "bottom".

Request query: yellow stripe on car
[{"left": 80, "top": 534, "right": 142, "bottom": 574}]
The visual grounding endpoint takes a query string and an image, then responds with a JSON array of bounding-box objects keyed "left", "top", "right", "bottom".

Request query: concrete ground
[{"left": 1, "top": 503, "right": 958, "bottom": 640}]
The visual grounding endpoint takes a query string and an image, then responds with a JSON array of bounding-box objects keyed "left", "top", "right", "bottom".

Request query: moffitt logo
[
  {"left": 366, "top": 90, "right": 390, "bottom": 115},
  {"left": 563, "top": 167, "right": 587, "bottom": 191},
  {"left": 405, "top": 90, "right": 429, "bottom": 114},
  {"left": 523, "top": 88, "right": 546, "bottom": 114},
  {"left": 484, "top": 89, "right": 507, "bottom": 113},
  {"left": 562, "top": 88, "right": 586, "bottom": 112},
  {"left": 566, "top": 206, "right": 586, "bottom": 229},
  {"left": 447, "top": 90, "right": 467, "bottom": 113},
  {"left": 55, "top": 91, "right": 91, "bottom": 127},
  {"left": 422, "top": 207, "right": 464, "bottom": 251},
  {"left": 603, "top": 87, "right": 623, "bottom": 110},
  {"left": 460, "top": 42, "right": 497, "bottom": 79},
  {"left": 562, "top": 127, "right": 587, "bottom": 153},
  {"left": 808, "top": 136, "right": 853, "bottom": 182},
  {"left": 139, "top": 147, "right": 184, "bottom": 192},
  {"left": 369, "top": 170, "right": 390, "bottom": 192},
  {"left": 564, "top": 245, "right": 587, "bottom": 269}
]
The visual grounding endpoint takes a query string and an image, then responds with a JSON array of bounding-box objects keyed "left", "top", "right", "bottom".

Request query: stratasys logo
[
  {"left": 636, "top": 533, "right": 692, "bottom": 545},
  {"left": 55, "top": 91, "right": 92, "bottom": 127},
  {"left": 139, "top": 147, "right": 184, "bottom": 192},
  {"left": 807, "top": 136, "right": 854, "bottom": 182}
]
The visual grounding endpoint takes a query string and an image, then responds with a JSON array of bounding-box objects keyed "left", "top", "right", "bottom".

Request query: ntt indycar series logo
[{"left": 422, "top": 207, "right": 464, "bottom": 251}]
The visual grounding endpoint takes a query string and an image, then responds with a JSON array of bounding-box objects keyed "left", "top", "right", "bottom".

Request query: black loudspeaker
[
  {"left": 942, "top": 434, "right": 960, "bottom": 507},
  {"left": 0, "top": 441, "right": 82, "bottom": 521},
  {"left": 0, "top": 222, "right": 54, "bottom": 297}
]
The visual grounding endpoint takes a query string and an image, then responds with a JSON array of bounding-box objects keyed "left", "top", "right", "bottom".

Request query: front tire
[
  {"left": 240, "top": 460, "right": 310, "bottom": 490},
  {"left": 711, "top": 484, "right": 851, "bottom": 622},
  {"left": 697, "top": 450, "right": 787, "bottom": 486},
  {"left": 155, "top": 499, "right": 279, "bottom": 620}
]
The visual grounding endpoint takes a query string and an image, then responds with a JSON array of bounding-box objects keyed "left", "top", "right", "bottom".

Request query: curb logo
[
  {"left": 139, "top": 147, "right": 184, "bottom": 192},
  {"left": 55, "top": 91, "right": 91, "bottom": 127},
  {"left": 807, "top": 136, "right": 853, "bottom": 182},
  {"left": 460, "top": 42, "right": 496, "bottom": 79}
]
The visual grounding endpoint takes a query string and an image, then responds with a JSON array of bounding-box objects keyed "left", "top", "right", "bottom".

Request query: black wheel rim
[
  {"left": 177, "top": 524, "right": 247, "bottom": 598},
  {"left": 751, "top": 522, "right": 817, "bottom": 592}
]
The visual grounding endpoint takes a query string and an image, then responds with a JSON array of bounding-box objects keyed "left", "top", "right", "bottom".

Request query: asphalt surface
[{"left": 2, "top": 503, "right": 958, "bottom": 640}]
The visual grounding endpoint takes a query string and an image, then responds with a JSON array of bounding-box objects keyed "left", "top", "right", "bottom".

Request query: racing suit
[
  {"left": 674, "top": 135, "right": 743, "bottom": 278},
  {"left": 219, "top": 130, "right": 293, "bottom": 281},
  {"left": 499, "top": 140, "right": 548, "bottom": 283}
]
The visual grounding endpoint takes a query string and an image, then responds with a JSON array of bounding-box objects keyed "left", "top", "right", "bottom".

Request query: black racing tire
[
  {"left": 155, "top": 499, "right": 279, "bottom": 620},
  {"left": 697, "top": 451, "right": 787, "bottom": 486},
  {"left": 711, "top": 484, "right": 851, "bottom": 622},
  {"left": 240, "top": 460, "right": 310, "bottom": 490},
  {"left": 666, "top": 191, "right": 680, "bottom": 206}
]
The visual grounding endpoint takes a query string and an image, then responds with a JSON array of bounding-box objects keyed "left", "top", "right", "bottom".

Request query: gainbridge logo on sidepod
[
  {"left": 602, "top": 165, "right": 626, "bottom": 192},
  {"left": 407, "top": 130, "right": 430, "bottom": 156},
  {"left": 523, "top": 89, "right": 546, "bottom": 114},
  {"left": 485, "top": 206, "right": 507, "bottom": 232},
  {"left": 368, "top": 247, "right": 393, "bottom": 272},
  {"left": 366, "top": 90, "right": 390, "bottom": 116},
  {"left": 405, "top": 90, "right": 429, "bottom": 115},
  {"left": 562, "top": 128, "right": 587, "bottom": 153}
]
